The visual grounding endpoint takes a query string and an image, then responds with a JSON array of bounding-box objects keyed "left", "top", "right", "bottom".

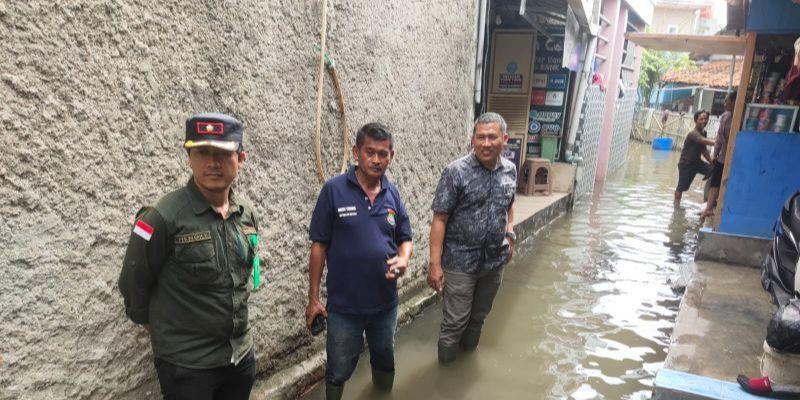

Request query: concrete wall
[
  {"left": 650, "top": 7, "right": 698, "bottom": 34},
  {"left": 0, "top": 1, "right": 477, "bottom": 399},
  {"left": 695, "top": 228, "right": 771, "bottom": 268}
]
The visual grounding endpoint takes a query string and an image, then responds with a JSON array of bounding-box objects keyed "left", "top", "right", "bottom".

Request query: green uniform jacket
[{"left": 119, "top": 178, "right": 259, "bottom": 368}]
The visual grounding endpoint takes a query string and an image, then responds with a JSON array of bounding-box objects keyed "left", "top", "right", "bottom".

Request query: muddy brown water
[{"left": 300, "top": 142, "right": 709, "bottom": 399}]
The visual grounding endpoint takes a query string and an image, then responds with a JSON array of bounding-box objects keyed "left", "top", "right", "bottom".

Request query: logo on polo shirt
[
  {"left": 386, "top": 208, "right": 396, "bottom": 226},
  {"left": 337, "top": 206, "right": 357, "bottom": 218}
]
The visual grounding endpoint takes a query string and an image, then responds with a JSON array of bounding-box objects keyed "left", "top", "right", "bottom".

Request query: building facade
[
  {"left": 479, "top": 0, "right": 652, "bottom": 191},
  {"left": 650, "top": 0, "right": 715, "bottom": 35}
]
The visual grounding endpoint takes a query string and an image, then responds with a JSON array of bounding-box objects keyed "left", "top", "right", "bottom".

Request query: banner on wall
[
  {"left": 503, "top": 138, "right": 523, "bottom": 168},
  {"left": 498, "top": 62, "right": 523, "bottom": 90},
  {"left": 527, "top": 30, "right": 571, "bottom": 159}
]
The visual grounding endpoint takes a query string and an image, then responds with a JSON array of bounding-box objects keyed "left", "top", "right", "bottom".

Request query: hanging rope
[
  {"left": 314, "top": 44, "right": 350, "bottom": 176},
  {"left": 312, "top": 0, "right": 349, "bottom": 183},
  {"left": 313, "top": 0, "right": 329, "bottom": 183},
  {"left": 330, "top": 67, "right": 349, "bottom": 175}
]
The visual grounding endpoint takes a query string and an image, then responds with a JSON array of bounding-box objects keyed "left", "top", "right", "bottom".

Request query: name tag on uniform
[
  {"left": 337, "top": 206, "right": 357, "bottom": 218},
  {"left": 175, "top": 231, "right": 211, "bottom": 244}
]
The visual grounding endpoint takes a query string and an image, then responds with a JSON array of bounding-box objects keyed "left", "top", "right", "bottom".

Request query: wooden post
[{"left": 714, "top": 32, "right": 757, "bottom": 230}]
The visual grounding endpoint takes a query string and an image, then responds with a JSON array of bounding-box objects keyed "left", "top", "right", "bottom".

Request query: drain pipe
[{"left": 474, "top": 0, "right": 489, "bottom": 104}]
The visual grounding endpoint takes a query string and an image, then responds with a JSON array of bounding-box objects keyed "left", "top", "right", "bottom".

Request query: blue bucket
[{"left": 652, "top": 137, "right": 673, "bottom": 150}]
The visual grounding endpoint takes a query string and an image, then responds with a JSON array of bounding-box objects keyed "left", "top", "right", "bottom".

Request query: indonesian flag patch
[
  {"left": 196, "top": 121, "right": 224, "bottom": 136},
  {"left": 133, "top": 220, "right": 154, "bottom": 241}
]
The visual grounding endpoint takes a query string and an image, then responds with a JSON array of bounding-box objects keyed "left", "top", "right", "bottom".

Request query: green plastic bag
[{"left": 249, "top": 234, "right": 261, "bottom": 291}]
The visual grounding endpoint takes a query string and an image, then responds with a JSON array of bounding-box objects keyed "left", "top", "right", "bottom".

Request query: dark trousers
[
  {"left": 325, "top": 306, "right": 398, "bottom": 386},
  {"left": 676, "top": 161, "right": 712, "bottom": 192},
  {"left": 439, "top": 267, "right": 504, "bottom": 347},
  {"left": 154, "top": 350, "right": 256, "bottom": 400}
]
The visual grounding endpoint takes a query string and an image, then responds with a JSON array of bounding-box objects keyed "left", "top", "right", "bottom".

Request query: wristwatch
[{"left": 505, "top": 231, "right": 517, "bottom": 242}]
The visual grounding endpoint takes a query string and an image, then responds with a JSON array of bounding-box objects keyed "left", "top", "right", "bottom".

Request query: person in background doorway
[
  {"left": 703, "top": 91, "right": 737, "bottom": 218},
  {"left": 674, "top": 110, "right": 715, "bottom": 208},
  {"left": 780, "top": 37, "right": 800, "bottom": 105},
  {"left": 305, "top": 123, "right": 413, "bottom": 400},
  {"left": 427, "top": 112, "right": 517, "bottom": 364},
  {"left": 119, "top": 113, "right": 260, "bottom": 400}
]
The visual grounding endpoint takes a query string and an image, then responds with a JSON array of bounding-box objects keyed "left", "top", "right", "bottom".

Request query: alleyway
[{"left": 301, "top": 141, "right": 709, "bottom": 399}]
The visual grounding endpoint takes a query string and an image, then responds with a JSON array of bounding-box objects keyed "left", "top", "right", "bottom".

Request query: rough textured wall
[{"left": 0, "top": 1, "right": 476, "bottom": 398}]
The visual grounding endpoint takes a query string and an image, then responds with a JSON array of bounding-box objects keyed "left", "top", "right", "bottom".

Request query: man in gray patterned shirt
[{"left": 427, "top": 112, "right": 517, "bottom": 363}]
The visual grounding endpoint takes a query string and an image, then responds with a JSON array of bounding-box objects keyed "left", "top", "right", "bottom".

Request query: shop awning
[{"left": 624, "top": 33, "right": 747, "bottom": 55}]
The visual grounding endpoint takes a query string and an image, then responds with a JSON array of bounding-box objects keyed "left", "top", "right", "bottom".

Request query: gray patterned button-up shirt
[{"left": 432, "top": 153, "right": 517, "bottom": 274}]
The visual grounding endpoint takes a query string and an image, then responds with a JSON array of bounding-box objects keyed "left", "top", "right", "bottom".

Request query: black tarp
[
  {"left": 761, "top": 191, "right": 800, "bottom": 307},
  {"left": 763, "top": 192, "right": 800, "bottom": 353}
]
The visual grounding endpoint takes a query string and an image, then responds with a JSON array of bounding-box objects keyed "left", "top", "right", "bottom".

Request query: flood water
[{"left": 300, "top": 141, "right": 710, "bottom": 399}]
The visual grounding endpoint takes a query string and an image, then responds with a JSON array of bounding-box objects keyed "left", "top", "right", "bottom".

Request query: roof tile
[{"left": 663, "top": 59, "right": 743, "bottom": 88}]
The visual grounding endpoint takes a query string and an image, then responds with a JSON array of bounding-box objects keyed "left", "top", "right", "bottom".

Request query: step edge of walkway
[{"left": 653, "top": 368, "right": 766, "bottom": 400}]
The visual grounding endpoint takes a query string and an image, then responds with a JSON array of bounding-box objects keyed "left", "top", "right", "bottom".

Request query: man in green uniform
[{"left": 119, "top": 112, "right": 260, "bottom": 400}]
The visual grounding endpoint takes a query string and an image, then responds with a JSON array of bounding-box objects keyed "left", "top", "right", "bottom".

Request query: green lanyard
[{"left": 249, "top": 234, "right": 261, "bottom": 291}]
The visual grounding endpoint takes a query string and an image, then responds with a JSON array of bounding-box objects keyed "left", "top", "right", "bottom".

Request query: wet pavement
[{"left": 300, "top": 142, "right": 711, "bottom": 399}]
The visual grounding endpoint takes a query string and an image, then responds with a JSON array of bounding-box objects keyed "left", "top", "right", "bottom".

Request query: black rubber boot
[
  {"left": 325, "top": 383, "right": 344, "bottom": 400},
  {"left": 459, "top": 330, "right": 481, "bottom": 351},
  {"left": 371, "top": 368, "right": 394, "bottom": 392},
  {"left": 438, "top": 343, "right": 458, "bottom": 364}
]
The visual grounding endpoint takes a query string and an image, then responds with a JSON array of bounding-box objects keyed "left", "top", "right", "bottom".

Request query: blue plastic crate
[{"left": 652, "top": 137, "right": 673, "bottom": 150}]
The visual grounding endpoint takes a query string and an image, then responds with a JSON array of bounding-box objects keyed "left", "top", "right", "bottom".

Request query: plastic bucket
[
  {"left": 761, "top": 340, "right": 800, "bottom": 386},
  {"left": 652, "top": 137, "right": 673, "bottom": 150}
]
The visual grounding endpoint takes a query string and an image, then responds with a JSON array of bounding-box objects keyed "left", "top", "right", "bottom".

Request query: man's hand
[
  {"left": 427, "top": 262, "right": 444, "bottom": 294},
  {"left": 305, "top": 298, "right": 328, "bottom": 330},
  {"left": 385, "top": 256, "right": 408, "bottom": 280},
  {"left": 506, "top": 238, "right": 515, "bottom": 263}
]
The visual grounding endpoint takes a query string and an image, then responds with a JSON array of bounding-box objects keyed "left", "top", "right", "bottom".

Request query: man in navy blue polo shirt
[{"left": 305, "top": 123, "right": 413, "bottom": 400}]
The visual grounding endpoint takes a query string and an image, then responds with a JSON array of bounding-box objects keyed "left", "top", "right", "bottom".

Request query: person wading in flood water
[
  {"left": 427, "top": 112, "right": 517, "bottom": 364},
  {"left": 305, "top": 123, "right": 413, "bottom": 400},
  {"left": 702, "top": 92, "right": 736, "bottom": 219},
  {"left": 674, "top": 110, "right": 715, "bottom": 208}
]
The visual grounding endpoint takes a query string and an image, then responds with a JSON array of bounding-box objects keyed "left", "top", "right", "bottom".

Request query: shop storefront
[
  {"left": 528, "top": 31, "right": 573, "bottom": 161},
  {"left": 628, "top": 1, "right": 800, "bottom": 238},
  {"left": 486, "top": 26, "right": 575, "bottom": 169},
  {"left": 716, "top": 0, "right": 800, "bottom": 238}
]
